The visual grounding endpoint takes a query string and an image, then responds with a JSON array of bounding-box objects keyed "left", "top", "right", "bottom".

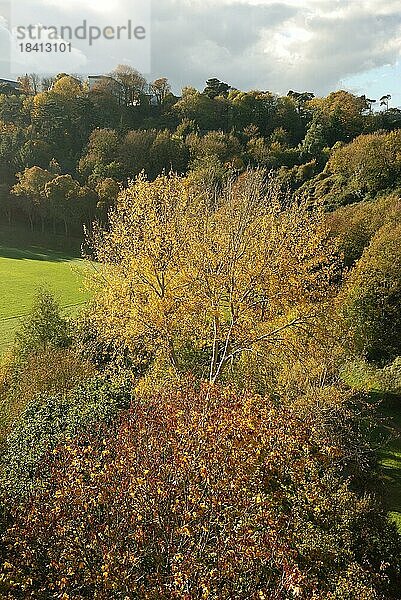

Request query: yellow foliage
[{"left": 89, "top": 171, "right": 340, "bottom": 383}]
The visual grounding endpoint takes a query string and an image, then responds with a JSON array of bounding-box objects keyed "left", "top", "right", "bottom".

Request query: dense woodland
[
  {"left": 1, "top": 67, "right": 401, "bottom": 235},
  {"left": 1, "top": 66, "right": 401, "bottom": 598}
]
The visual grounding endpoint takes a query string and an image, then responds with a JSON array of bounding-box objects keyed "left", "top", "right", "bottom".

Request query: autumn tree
[
  {"left": 307, "top": 90, "right": 368, "bottom": 145},
  {"left": 186, "top": 130, "right": 242, "bottom": 166},
  {"left": 173, "top": 87, "right": 227, "bottom": 131},
  {"left": 51, "top": 75, "right": 83, "bottom": 99},
  {"left": 2, "top": 382, "right": 400, "bottom": 599},
  {"left": 150, "top": 77, "right": 171, "bottom": 105},
  {"left": 16, "top": 75, "right": 33, "bottom": 95},
  {"left": 44, "top": 174, "right": 81, "bottom": 235},
  {"left": 111, "top": 64, "right": 147, "bottom": 107},
  {"left": 341, "top": 221, "right": 401, "bottom": 364},
  {"left": 328, "top": 194, "right": 401, "bottom": 266},
  {"left": 12, "top": 166, "right": 53, "bottom": 231},
  {"left": 89, "top": 171, "right": 340, "bottom": 383},
  {"left": 30, "top": 86, "right": 93, "bottom": 168},
  {"left": 327, "top": 130, "right": 401, "bottom": 194}
]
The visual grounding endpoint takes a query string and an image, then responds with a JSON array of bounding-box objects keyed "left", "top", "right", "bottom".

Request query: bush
[
  {"left": 0, "top": 347, "right": 95, "bottom": 442},
  {"left": 0, "top": 374, "right": 133, "bottom": 499},
  {"left": 328, "top": 195, "right": 401, "bottom": 266},
  {"left": 327, "top": 130, "right": 401, "bottom": 195},
  {"left": 15, "top": 289, "right": 72, "bottom": 357},
  {"left": 1, "top": 382, "right": 400, "bottom": 598},
  {"left": 341, "top": 222, "right": 401, "bottom": 364},
  {"left": 0, "top": 291, "right": 95, "bottom": 442}
]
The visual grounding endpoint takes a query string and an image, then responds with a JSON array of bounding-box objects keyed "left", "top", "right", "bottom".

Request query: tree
[
  {"left": 16, "top": 289, "right": 71, "bottom": 357},
  {"left": 341, "top": 221, "right": 401, "bottom": 364},
  {"left": 77, "top": 185, "right": 98, "bottom": 226},
  {"left": 0, "top": 184, "right": 13, "bottom": 225},
  {"left": 186, "top": 130, "right": 242, "bottom": 166},
  {"left": 301, "top": 120, "right": 328, "bottom": 161},
  {"left": 111, "top": 64, "right": 147, "bottom": 107},
  {"left": 123, "top": 129, "right": 157, "bottom": 174},
  {"left": 89, "top": 77, "right": 122, "bottom": 128},
  {"left": 308, "top": 90, "right": 368, "bottom": 145},
  {"left": 2, "top": 382, "right": 401, "bottom": 598},
  {"left": 327, "top": 130, "right": 401, "bottom": 195},
  {"left": 28, "top": 73, "right": 41, "bottom": 94},
  {"left": 287, "top": 90, "right": 315, "bottom": 107},
  {"left": 45, "top": 174, "right": 81, "bottom": 235},
  {"left": 247, "top": 134, "right": 299, "bottom": 170},
  {"left": 20, "top": 139, "right": 53, "bottom": 169},
  {"left": 79, "top": 128, "right": 122, "bottom": 182},
  {"left": 16, "top": 75, "right": 33, "bottom": 95},
  {"left": 287, "top": 90, "right": 315, "bottom": 131},
  {"left": 40, "top": 75, "right": 56, "bottom": 91},
  {"left": 328, "top": 194, "right": 401, "bottom": 266},
  {"left": 150, "top": 129, "right": 189, "bottom": 178},
  {"left": 173, "top": 87, "right": 227, "bottom": 131},
  {"left": 52, "top": 75, "right": 83, "bottom": 99},
  {"left": 0, "top": 290, "right": 92, "bottom": 441},
  {"left": 204, "top": 77, "right": 231, "bottom": 99},
  {"left": 89, "top": 172, "right": 339, "bottom": 382},
  {"left": 30, "top": 91, "right": 76, "bottom": 169},
  {"left": 150, "top": 77, "right": 171, "bottom": 105},
  {"left": 380, "top": 94, "right": 392, "bottom": 111},
  {"left": 12, "top": 166, "right": 53, "bottom": 231},
  {"left": 95, "top": 178, "right": 120, "bottom": 220},
  {"left": 360, "top": 95, "right": 377, "bottom": 114},
  {"left": 0, "top": 121, "right": 26, "bottom": 183}
]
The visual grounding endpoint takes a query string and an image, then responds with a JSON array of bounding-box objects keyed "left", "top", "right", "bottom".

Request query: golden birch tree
[{"left": 88, "top": 171, "right": 340, "bottom": 382}]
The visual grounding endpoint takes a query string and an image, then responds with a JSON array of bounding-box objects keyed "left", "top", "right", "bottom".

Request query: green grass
[
  {"left": 378, "top": 397, "right": 401, "bottom": 531},
  {"left": 342, "top": 360, "right": 401, "bottom": 531},
  {"left": 0, "top": 225, "right": 90, "bottom": 354}
]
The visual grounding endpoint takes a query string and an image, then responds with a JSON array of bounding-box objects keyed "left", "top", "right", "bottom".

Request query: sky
[{"left": 0, "top": 0, "right": 401, "bottom": 104}]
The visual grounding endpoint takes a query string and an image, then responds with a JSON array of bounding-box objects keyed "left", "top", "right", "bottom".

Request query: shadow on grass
[
  {"left": 380, "top": 466, "right": 401, "bottom": 513},
  {"left": 370, "top": 391, "right": 401, "bottom": 521},
  {"left": 0, "top": 244, "right": 80, "bottom": 263},
  {"left": 0, "top": 224, "right": 84, "bottom": 261}
]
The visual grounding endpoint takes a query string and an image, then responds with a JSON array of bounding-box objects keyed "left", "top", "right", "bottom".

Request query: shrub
[
  {"left": 328, "top": 195, "right": 401, "bottom": 266},
  {"left": 0, "top": 374, "right": 133, "bottom": 499},
  {"left": 0, "top": 291, "right": 94, "bottom": 441},
  {"left": 327, "top": 130, "right": 401, "bottom": 195},
  {"left": 341, "top": 222, "right": 401, "bottom": 364},
  {"left": 0, "top": 347, "right": 95, "bottom": 442},
  {"left": 1, "top": 383, "right": 400, "bottom": 598},
  {"left": 15, "top": 289, "right": 72, "bottom": 357}
]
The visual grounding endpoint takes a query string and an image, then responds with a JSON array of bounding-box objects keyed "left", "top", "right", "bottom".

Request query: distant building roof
[
  {"left": 88, "top": 75, "right": 115, "bottom": 79},
  {"left": 88, "top": 75, "right": 123, "bottom": 90},
  {"left": 88, "top": 75, "right": 121, "bottom": 84},
  {"left": 0, "top": 78, "right": 19, "bottom": 88}
]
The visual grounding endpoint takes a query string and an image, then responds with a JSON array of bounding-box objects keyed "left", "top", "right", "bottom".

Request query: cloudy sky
[{"left": 1, "top": 0, "right": 401, "bottom": 103}]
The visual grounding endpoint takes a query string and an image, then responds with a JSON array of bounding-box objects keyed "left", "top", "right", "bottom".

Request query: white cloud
[
  {"left": 1, "top": 0, "right": 401, "bottom": 95},
  {"left": 150, "top": 0, "right": 401, "bottom": 94}
]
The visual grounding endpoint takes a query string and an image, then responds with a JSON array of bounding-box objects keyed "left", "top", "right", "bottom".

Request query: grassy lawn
[
  {"left": 342, "top": 360, "right": 401, "bottom": 531},
  {"left": 0, "top": 225, "right": 90, "bottom": 354},
  {"left": 379, "top": 397, "right": 401, "bottom": 531}
]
